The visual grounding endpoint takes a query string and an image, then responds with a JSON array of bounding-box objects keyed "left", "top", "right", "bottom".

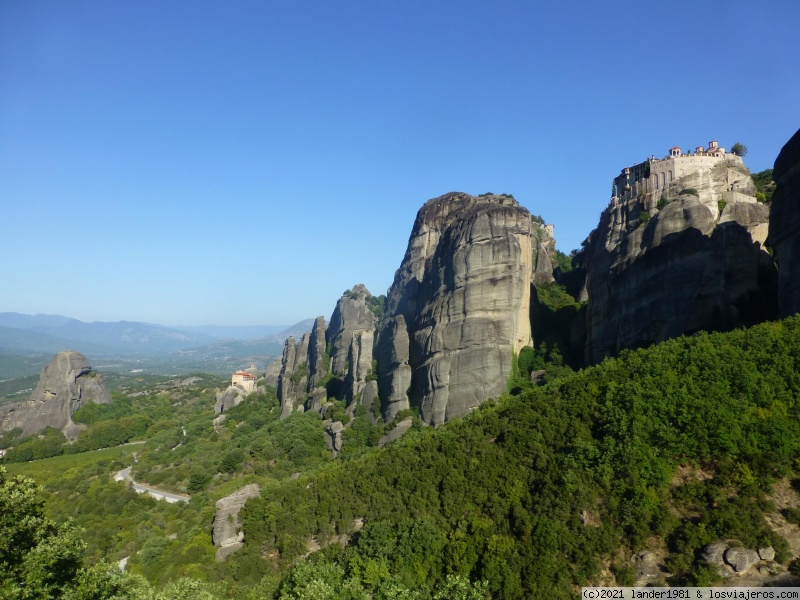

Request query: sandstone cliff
[
  {"left": 767, "top": 127, "right": 800, "bottom": 317},
  {"left": 580, "top": 154, "right": 777, "bottom": 364},
  {"left": 0, "top": 351, "right": 112, "bottom": 439},
  {"left": 375, "top": 192, "right": 541, "bottom": 425}
]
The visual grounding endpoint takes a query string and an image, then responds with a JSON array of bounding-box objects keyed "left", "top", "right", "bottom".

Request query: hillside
[{"left": 5, "top": 316, "right": 800, "bottom": 598}]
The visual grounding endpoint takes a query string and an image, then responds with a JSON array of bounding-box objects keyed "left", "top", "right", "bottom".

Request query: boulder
[
  {"left": 0, "top": 351, "right": 111, "bottom": 439},
  {"left": 212, "top": 484, "right": 261, "bottom": 561},
  {"left": 767, "top": 127, "right": 800, "bottom": 317},
  {"left": 724, "top": 547, "right": 760, "bottom": 573},
  {"left": 758, "top": 547, "right": 776, "bottom": 561},
  {"left": 701, "top": 541, "right": 736, "bottom": 578}
]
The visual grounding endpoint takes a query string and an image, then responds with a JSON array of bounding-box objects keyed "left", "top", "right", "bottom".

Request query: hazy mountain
[
  {"left": 0, "top": 313, "right": 80, "bottom": 329},
  {"left": 276, "top": 319, "right": 317, "bottom": 341},
  {"left": 0, "top": 313, "right": 218, "bottom": 355},
  {"left": 171, "top": 324, "right": 288, "bottom": 340},
  {"left": 0, "top": 325, "right": 118, "bottom": 355}
]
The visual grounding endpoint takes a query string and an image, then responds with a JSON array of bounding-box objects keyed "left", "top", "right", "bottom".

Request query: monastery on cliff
[{"left": 611, "top": 141, "right": 748, "bottom": 202}]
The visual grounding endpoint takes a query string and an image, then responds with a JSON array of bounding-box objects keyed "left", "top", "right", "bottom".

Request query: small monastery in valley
[{"left": 231, "top": 366, "right": 257, "bottom": 394}]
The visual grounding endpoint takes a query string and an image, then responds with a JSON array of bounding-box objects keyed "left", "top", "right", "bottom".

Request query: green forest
[{"left": 4, "top": 314, "right": 800, "bottom": 598}]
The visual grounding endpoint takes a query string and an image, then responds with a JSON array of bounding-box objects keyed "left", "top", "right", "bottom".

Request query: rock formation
[
  {"left": 702, "top": 540, "right": 775, "bottom": 578},
  {"left": 213, "top": 386, "right": 246, "bottom": 414},
  {"left": 580, "top": 148, "right": 777, "bottom": 364},
  {"left": 214, "top": 365, "right": 259, "bottom": 414},
  {"left": 767, "top": 127, "right": 800, "bottom": 317},
  {"left": 375, "top": 192, "right": 541, "bottom": 425},
  {"left": 324, "top": 420, "right": 345, "bottom": 458},
  {"left": 212, "top": 483, "right": 261, "bottom": 561},
  {"left": 326, "top": 285, "right": 376, "bottom": 404},
  {"left": 264, "top": 358, "right": 282, "bottom": 388},
  {"left": 0, "top": 351, "right": 111, "bottom": 440},
  {"left": 276, "top": 317, "right": 327, "bottom": 418},
  {"left": 276, "top": 286, "right": 383, "bottom": 420}
]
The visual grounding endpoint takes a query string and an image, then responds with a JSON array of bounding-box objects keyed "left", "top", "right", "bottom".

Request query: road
[{"left": 114, "top": 467, "right": 190, "bottom": 503}]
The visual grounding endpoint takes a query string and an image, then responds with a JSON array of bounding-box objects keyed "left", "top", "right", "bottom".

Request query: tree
[
  {"left": 0, "top": 466, "right": 155, "bottom": 599},
  {"left": 731, "top": 142, "right": 748, "bottom": 157}
]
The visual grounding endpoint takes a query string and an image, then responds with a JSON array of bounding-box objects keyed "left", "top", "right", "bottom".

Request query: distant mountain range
[{"left": 0, "top": 313, "right": 316, "bottom": 380}]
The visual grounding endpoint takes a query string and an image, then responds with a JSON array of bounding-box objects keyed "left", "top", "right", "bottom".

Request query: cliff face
[
  {"left": 581, "top": 155, "right": 777, "bottom": 364},
  {"left": 276, "top": 287, "right": 380, "bottom": 417},
  {"left": 767, "top": 127, "right": 800, "bottom": 317},
  {"left": 327, "top": 284, "right": 376, "bottom": 405},
  {"left": 376, "top": 192, "right": 539, "bottom": 425},
  {"left": 0, "top": 351, "right": 112, "bottom": 439}
]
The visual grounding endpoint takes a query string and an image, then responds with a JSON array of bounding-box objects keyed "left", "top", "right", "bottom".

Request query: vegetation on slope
[
  {"left": 232, "top": 316, "right": 800, "bottom": 598},
  {"left": 5, "top": 316, "right": 800, "bottom": 598}
]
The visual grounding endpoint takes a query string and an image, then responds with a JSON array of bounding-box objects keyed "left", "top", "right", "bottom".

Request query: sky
[{"left": 1, "top": 1, "right": 799, "bottom": 326}]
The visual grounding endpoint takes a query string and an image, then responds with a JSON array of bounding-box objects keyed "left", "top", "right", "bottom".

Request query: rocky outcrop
[
  {"left": 264, "top": 359, "right": 282, "bottom": 388},
  {"left": 324, "top": 420, "right": 345, "bottom": 458},
  {"left": 214, "top": 365, "right": 259, "bottom": 414},
  {"left": 214, "top": 386, "right": 246, "bottom": 414},
  {"left": 277, "top": 335, "right": 300, "bottom": 418},
  {"left": 307, "top": 317, "right": 328, "bottom": 389},
  {"left": 377, "top": 416, "right": 413, "bottom": 447},
  {"left": 0, "top": 351, "right": 111, "bottom": 439},
  {"left": 702, "top": 540, "right": 775, "bottom": 578},
  {"left": 532, "top": 222, "right": 557, "bottom": 285},
  {"left": 376, "top": 193, "right": 538, "bottom": 425},
  {"left": 212, "top": 483, "right": 261, "bottom": 561},
  {"left": 768, "top": 127, "right": 800, "bottom": 317},
  {"left": 327, "top": 285, "right": 376, "bottom": 404},
  {"left": 581, "top": 155, "right": 777, "bottom": 364}
]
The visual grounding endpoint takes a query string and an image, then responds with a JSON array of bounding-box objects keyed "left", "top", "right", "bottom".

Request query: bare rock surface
[
  {"left": 324, "top": 420, "right": 345, "bottom": 457},
  {"left": 327, "top": 285, "right": 376, "bottom": 404},
  {"left": 631, "top": 551, "right": 666, "bottom": 585},
  {"left": 768, "top": 127, "right": 800, "bottom": 317},
  {"left": 376, "top": 193, "right": 539, "bottom": 425},
  {"left": 580, "top": 154, "right": 777, "bottom": 364},
  {"left": 0, "top": 351, "right": 111, "bottom": 439},
  {"left": 264, "top": 359, "right": 282, "bottom": 388},
  {"left": 277, "top": 336, "right": 299, "bottom": 418},
  {"left": 212, "top": 483, "right": 261, "bottom": 561},
  {"left": 307, "top": 317, "right": 328, "bottom": 389},
  {"left": 377, "top": 416, "right": 413, "bottom": 447},
  {"left": 214, "top": 385, "right": 246, "bottom": 414},
  {"left": 725, "top": 547, "right": 760, "bottom": 573}
]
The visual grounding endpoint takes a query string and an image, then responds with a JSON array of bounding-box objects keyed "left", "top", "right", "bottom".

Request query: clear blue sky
[{"left": 2, "top": 1, "right": 798, "bottom": 326}]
